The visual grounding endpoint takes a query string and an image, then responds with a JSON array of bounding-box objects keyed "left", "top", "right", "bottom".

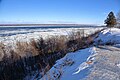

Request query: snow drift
[
  {"left": 40, "top": 47, "right": 97, "bottom": 80},
  {"left": 94, "top": 28, "right": 120, "bottom": 45}
]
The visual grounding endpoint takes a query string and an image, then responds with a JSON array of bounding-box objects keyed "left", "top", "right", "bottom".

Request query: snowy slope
[
  {"left": 39, "top": 47, "right": 97, "bottom": 80},
  {"left": 94, "top": 28, "right": 120, "bottom": 45},
  {"left": 85, "top": 46, "right": 120, "bottom": 80},
  {"left": 38, "top": 28, "right": 120, "bottom": 80}
]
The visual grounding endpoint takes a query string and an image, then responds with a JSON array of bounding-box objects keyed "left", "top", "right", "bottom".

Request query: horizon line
[{"left": 0, "top": 23, "right": 103, "bottom": 26}]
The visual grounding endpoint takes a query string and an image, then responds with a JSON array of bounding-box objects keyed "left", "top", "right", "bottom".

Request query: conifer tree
[{"left": 104, "top": 11, "right": 117, "bottom": 27}]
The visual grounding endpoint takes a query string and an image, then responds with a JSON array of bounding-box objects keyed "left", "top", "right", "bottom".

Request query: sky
[{"left": 0, "top": 0, "right": 119, "bottom": 25}]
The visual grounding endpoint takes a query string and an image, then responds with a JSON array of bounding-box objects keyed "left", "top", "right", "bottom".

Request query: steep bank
[{"left": 39, "top": 28, "right": 120, "bottom": 80}]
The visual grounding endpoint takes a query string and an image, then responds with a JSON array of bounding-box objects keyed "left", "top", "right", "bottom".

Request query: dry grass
[
  {"left": 0, "top": 43, "right": 5, "bottom": 60},
  {"left": 0, "top": 29, "right": 101, "bottom": 80},
  {"left": 15, "top": 41, "right": 39, "bottom": 57}
]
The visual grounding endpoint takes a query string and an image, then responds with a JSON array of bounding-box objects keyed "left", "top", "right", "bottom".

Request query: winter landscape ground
[
  {"left": 38, "top": 28, "right": 120, "bottom": 80},
  {"left": 1, "top": 26, "right": 120, "bottom": 80},
  {"left": 0, "top": 0, "right": 119, "bottom": 80},
  {"left": 0, "top": 26, "right": 104, "bottom": 80}
]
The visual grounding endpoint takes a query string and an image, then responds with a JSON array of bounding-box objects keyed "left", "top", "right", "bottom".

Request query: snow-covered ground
[
  {"left": 3, "top": 27, "right": 120, "bottom": 80},
  {"left": 38, "top": 28, "right": 120, "bottom": 80},
  {"left": 94, "top": 28, "right": 120, "bottom": 45},
  {"left": 0, "top": 27, "right": 103, "bottom": 46},
  {"left": 39, "top": 47, "right": 97, "bottom": 80},
  {"left": 86, "top": 46, "right": 120, "bottom": 80}
]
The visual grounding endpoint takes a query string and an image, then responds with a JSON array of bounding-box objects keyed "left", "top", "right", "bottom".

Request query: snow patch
[
  {"left": 117, "top": 64, "right": 120, "bottom": 68},
  {"left": 94, "top": 28, "right": 120, "bottom": 45},
  {"left": 40, "top": 47, "right": 97, "bottom": 80}
]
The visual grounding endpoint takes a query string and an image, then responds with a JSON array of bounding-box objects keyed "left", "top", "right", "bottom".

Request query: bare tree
[{"left": 117, "top": 11, "right": 120, "bottom": 27}]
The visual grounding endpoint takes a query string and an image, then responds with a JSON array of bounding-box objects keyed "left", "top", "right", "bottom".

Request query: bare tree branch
[{"left": 117, "top": 11, "right": 120, "bottom": 23}]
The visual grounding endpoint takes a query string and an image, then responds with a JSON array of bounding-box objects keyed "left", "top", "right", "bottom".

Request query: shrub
[{"left": 0, "top": 29, "right": 101, "bottom": 80}]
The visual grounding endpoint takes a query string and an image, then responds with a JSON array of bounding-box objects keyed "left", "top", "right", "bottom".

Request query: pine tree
[{"left": 104, "top": 11, "right": 117, "bottom": 27}]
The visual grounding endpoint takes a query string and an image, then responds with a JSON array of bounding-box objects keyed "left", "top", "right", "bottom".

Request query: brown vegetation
[{"left": 0, "top": 29, "right": 101, "bottom": 80}]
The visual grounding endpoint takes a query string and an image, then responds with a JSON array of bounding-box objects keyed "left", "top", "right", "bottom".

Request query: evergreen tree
[{"left": 104, "top": 11, "right": 117, "bottom": 27}]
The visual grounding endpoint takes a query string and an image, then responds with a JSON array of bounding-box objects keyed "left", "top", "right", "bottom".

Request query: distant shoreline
[{"left": 0, "top": 24, "right": 100, "bottom": 27}]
